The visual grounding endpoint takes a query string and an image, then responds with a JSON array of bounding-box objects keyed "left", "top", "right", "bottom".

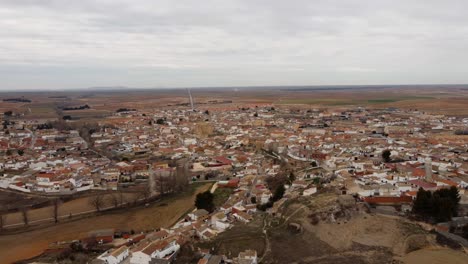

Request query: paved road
[{"left": 210, "top": 182, "right": 218, "bottom": 193}]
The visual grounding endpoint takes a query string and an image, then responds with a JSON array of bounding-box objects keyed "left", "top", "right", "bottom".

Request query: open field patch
[{"left": 212, "top": 188, "right": 234, "bottom": 208}]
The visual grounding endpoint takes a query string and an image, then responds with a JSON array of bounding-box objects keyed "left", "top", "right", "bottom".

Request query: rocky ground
[{"left": 261, "top": 190, "right": 468, "bottom": 264}]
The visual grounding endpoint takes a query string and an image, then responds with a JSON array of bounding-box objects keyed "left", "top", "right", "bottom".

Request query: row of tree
[
  {"left": 3, "top": 98, "right": 31, "bottom": 103},
  {"left": 1, "top": 184, "right": 167, "bottom": 230},
  {"left": 116, "top": 108, "right": 136, "bottom": 113},
  {"left": 0, "top": 198, "right": 62, "bottom": 230},
  {"left": 1, "top": 159, "right": 190, "bottom": 230},
  {"left": 62, "top": 104, "right": 90, "bottom": 111}
]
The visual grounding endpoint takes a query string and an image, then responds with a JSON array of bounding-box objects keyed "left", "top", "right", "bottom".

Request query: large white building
[
  {"left": 97, "top": 246, "right": 129, "bottom": 264},
  {"left": 130, "top": 239, "right": 180, "bottom": 264}
]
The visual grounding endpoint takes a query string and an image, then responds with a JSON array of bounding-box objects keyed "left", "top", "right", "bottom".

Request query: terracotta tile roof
[
  {"left": 142, "top": 239, "right": 169, "bottom": 255},
  {"left": 364, "top": 195, "right": 413, "bottom": 205},
  {"left": 404, "top": 191, "right": 418, "bottom": 197},
  {"left": 437, "top": 179, "right": 458, "bottom": 187},
  {"left": 409, "top": 179, "right": 437, "bottom": 189},
  {"left": 412, "top": 168, "right": 425, "bottom": 178},
  {"left": 215, "top": 156, "right": 232, "bottom": 165}
]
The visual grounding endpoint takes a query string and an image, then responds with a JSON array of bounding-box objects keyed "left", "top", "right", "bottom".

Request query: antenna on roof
[{"left": 187, "top": 88, "right": 195, "bottom": 111}]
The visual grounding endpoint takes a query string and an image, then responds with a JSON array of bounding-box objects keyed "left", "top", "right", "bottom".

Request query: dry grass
[
  {"left": 197, "top": 216, "right": 266, "bottom": 259},
  {"left": 264, "top": 192, "right": 465, "bottom": 263},
  {"left": 401, "top": 248, "right": 468, "bottom": 264}
]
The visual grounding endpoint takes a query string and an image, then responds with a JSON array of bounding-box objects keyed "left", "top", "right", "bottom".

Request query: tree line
[
  {"left": 3, "top": 98, "right": 31, "bottom": 103},
  {"left": 62, "top": 104, "right": 90, "bottom": 111}
]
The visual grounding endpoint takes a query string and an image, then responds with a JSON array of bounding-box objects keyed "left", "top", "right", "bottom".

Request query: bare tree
[
  {"left": 130, "top": 192, "right": 140, "bottom": 206},
  {"left": 52, "top": 198, "right": 62, "bottom": 224},
  {"left": 158, "top": 175, "right": 166, "bottom": 196},
  {"left": 20, "top": 207, "right": 29, "bottom": 226},
  {"left": 90, "top": 194, "right": 106, "bottom": 212},
  {"left": 142, "top": 185, "right": 152, "bottom": 202},
  {"left": 118, "top": 190, "right": 126, "bottom": 206},
  {"left": 109, "top": 193, "right": 120, "bottom": 208},
  {"left": 158, "top": 173, "right": 175, "bottom": 196},
  {"left": 0, "top": 211, "right": 7, "bottom": 230},
  {"left": 170, "top": 171, "right": 178, "bottom": 193},
  {"left": 175, "top": 159, "right": 190, "bottom": 191}
]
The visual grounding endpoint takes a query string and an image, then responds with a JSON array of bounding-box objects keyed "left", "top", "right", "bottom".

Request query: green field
[{"left": 213, "top": 188, "right": 234, "bottom": 208}]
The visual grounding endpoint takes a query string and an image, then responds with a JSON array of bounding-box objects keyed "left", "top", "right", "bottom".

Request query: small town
[
  {"left": 1, "top": 101, "right": 467, "bottom": 263},
  {"left": 1, "top": 1, "right": 468, "bottom": 263}
]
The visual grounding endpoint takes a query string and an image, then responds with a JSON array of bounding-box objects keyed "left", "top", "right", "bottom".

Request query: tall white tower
[
  {"left": 187, "top": 89, "right": 195, "bottom": 111},
  {"left": 425, "top": 157, "right": 432, "bottom": 182}
]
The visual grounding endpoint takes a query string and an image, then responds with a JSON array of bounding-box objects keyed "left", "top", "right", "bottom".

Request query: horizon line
[{"left": 1, "top": 83, "right": 468, "bottom": 93}]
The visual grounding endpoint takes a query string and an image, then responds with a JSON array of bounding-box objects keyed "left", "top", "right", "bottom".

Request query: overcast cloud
[{"left": 1, "top": 0, "right": 468, "bottom": 90}]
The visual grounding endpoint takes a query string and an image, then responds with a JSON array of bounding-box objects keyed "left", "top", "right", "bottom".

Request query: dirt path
[
  {"left": 259, "top": 217, "right": 271, "bottom": 263},
  {"left": 279, "top": 204, "right": 307, "bottom": 228},
  {"left": 0, "top": 183, "right": 211, "bottom": 264}
]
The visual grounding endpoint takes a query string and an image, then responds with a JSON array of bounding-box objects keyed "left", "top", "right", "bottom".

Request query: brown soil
[{"left": 401, "top": 248, "right": 468, "bottom": 264}]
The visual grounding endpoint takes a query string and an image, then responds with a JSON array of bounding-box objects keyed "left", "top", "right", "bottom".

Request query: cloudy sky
[{"left": 1, "top": 0, "right": 468, "bottom": 90}]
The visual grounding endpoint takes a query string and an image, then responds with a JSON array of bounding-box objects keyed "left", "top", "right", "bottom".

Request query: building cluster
[
  {"left": 1, "top": 104, "right": 467, "bottom": 263},
  {"left": 0, "top": 126, "right": 102, "bottom": 194},
  {"left": 92, "top": 188, "right": 261, "bottom": 264}
]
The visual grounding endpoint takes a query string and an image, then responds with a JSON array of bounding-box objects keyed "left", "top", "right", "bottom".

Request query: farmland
[{"left": 2, "top": 86, "right": 468, "bottom": 119}]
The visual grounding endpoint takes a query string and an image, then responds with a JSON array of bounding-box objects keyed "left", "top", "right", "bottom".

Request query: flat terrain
[
  {"left": 0, "top": 183, "right": 211, "bottom": 264},
  {"left": 273, "top": 88, "right": 468, "bottom": 116},
  {"left": 2, "top": 86, "right": 468, "bottom": 121}
]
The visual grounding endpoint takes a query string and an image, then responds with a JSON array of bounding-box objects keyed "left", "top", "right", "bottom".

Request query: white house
[
  {"left": 97, "top": 245, "right": 129, "bottom": 264},
  {"left": 303, "top": 186, "right": 317, "bottom": 196},
  {"left": 130, "top": 239, "right": 180, "bottom": 264},
  {"left": 233, "top": 211, "right": 252, "bottom": 223},
  {"left": 188, "top": 209, "right": 209, "bottom": 221},
  {"left": 258, "top": 191, "right": 272, "bottom": 205},
  {"left": 196, "top": 225, "right": 217, "bottom": 240},
  {"left": 237, "top": 250, "right": 258, "bottom": 264},
  {"left": 29, "top": 161, "right": 48, "bottom": 170},
  {"left": 211, "top": 212, "right": 230, "bottom": 231},
  {"left": 183, "top": 138, "right": 197, "bottom": 146}
]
